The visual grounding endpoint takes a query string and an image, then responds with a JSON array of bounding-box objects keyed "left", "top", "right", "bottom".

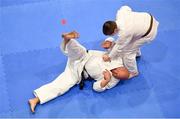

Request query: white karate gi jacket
[
  {"left": 34, "top": 39, "right": 123, "bottom": 104},
  {"left": 108, "top": 6, "right": 159, "bottom": 73}
]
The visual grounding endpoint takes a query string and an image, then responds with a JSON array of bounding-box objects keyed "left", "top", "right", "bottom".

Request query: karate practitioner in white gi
[
  {"left": 102, "top": 6, "right": 159, "bottom": 78},
  {"left": 28, "top": 31, "right": 129, "bottom": 113}
]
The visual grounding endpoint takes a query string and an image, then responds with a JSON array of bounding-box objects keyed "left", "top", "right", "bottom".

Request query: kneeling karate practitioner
[{"left": 28, "top": 31, "right": 129, "bottom": 113}]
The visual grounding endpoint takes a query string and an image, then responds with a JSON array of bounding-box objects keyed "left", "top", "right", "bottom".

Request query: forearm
[
  {"left": 93, "top": 76, "right": 120, "bottom": 92},
  {"left": 109, "top": 34, "right": 132, "bottom": 58},
  {"left": 100, "top": 70, "right": 111, "bottom": 88},
  {"left": 108, "top": 44, "right": 120, "bottom": 58},
  {"left": 100, "top": 78, "right": 111, "bottom": 88}
]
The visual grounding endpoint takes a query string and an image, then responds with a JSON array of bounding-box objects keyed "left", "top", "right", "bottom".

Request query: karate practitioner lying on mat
[{"left": 29, "top": 31, "right": 129, "bottom": 113}]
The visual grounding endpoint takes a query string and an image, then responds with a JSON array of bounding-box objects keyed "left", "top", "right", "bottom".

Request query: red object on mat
[{"left": 61, "top": 19, "right": 67, "bottom": 25}]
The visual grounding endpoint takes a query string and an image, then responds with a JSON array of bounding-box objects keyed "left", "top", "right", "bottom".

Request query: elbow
[{"left": 93, "top": 83, "right": 106, "bottom": 92}]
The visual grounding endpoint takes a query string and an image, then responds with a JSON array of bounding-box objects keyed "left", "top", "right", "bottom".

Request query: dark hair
[{"left": 103, "top": 21, "right": 117, "bottom": 35}]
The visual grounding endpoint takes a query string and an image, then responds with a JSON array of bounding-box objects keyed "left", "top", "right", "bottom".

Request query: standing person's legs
[
  {"left": 136, "top": 48, "right": 141, "bottom": 57},
  {"left": 123, "top": 52, "right": 138, "bottom": 78}
]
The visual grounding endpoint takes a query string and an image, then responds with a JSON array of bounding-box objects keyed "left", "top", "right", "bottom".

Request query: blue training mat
[{"left": 0, "top": 0, "right": 180, "bottom": 118}]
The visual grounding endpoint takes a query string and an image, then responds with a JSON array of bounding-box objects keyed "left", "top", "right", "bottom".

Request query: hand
[
  {"left": 100, "top": 69, "right": 112, "bottom": 88},
  {"left": 102, "top": 54, "right": 111, "bottom": 62},
  {"left": 101, "top": 41, "right": 112, "bottom": 49},
  {"left": 103, "top": 69, "right": 111, "bottom": 81}
]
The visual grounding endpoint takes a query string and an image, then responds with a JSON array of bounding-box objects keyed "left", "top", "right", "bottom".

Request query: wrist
[{"left": 104, "top": 74, "right": 111, "bottom": 81}]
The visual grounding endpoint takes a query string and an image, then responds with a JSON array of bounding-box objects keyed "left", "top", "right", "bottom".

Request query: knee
[{"left": 93, "top": 83, "right": 106, "bottom": 92}]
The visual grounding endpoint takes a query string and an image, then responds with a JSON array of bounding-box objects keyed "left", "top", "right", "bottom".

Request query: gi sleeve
[
  {"left": 105, "top": 37, "right": 115, "bottom": 42},
  {"left": 93, "top": 77, "right": 120, "bottom": 92},
  {"left": 105, "top": 76, "right": 120, "bottom": 89},
  {"left": 109, "top": 33, "right": 133, "bottom": 58},
  {"left": 93, "top": 80, "right": 106, "bottom": 92}
]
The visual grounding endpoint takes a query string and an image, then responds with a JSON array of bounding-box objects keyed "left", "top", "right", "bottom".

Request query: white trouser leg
[
  {"left": 34, "top": 67, "right": 77, "bottom": 104},
  {"left": 66, "top": 39, "right": 87, "bottom": 61},
  {"left": 136, "top": 48, "right": 141, "bottom": 57},
  {"left": 123, "top": 52, "right": 138, "bottom": 73},
  {"left": 124, "top": 17, "right": 159, "bottom": 73},
  {"left": 34, "top": 39, "right": 87, "bottom": 104}
]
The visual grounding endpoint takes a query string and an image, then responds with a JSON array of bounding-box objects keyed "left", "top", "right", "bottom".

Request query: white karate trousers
[
  {"left": 34, "top": 39, "right": 87, "bottom": 104},
  {"left": 122, "top": 17, "right": 159, "bottom": 73}
]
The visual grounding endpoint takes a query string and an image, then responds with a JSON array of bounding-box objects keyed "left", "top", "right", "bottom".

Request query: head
[
  {"left": 103, "top": 21, "right": 118, "bottom": 36},
  {"left": 111, "top": 67, "right": 129, "bottom": 80}
]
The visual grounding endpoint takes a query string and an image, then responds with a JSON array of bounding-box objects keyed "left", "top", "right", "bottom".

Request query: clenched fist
[
  {"left": 103, "top": 69, "right": 111, "bottom": 81},
  {"left": 101, "top": 41, "right": 112, "bottom": 49},
  {"left": 102, "top": 54, "right": 111, "bottom": 62}
]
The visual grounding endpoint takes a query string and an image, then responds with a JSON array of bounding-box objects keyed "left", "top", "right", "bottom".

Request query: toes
[
  {"left": 62, "top": 31, "right": 80, "bottom": 39},
  {"left": 76, "top": 33, "right": 80, "bottom": 38},
  {"left": 72, "top": 31, "right": 79, "bottom": 38},
  {"left": 28, "top": 100, "right": 36, "bottom": 113},
  {"left": 31, "top": 108, "right": 35, "bottom": 113}
]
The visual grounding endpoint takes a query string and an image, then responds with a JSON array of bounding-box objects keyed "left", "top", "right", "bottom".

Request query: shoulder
[
  {"left": 116, "top": 5, "right": 132, "bottom": 17},
  {"left": 116, "top": 6, "right": 133, "bottom": 29},
  {"left": 120, "top": 6, "right": 132, "bottom": 11}
]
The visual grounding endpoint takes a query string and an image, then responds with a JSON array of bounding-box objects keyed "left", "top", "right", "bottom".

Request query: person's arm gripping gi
[
  {"left": 101, "top": 37, "right": 115, "bottom": 50},
  {"left": 93, "top": 69, "right": 119, "bottom": 92},
  {"left": 103, "top": 6, "right": 133, "bottom": 62}
]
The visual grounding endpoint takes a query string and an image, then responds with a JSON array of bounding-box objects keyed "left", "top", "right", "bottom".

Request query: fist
[
  {"left": 101, "top": 41, "right": 112, "bottom": 49},
  {"left": 103, "top": 69, "right": 111, "bottom": 81},
  {"left": 102, "top": 54, "right": 111, "bottom": 62}
]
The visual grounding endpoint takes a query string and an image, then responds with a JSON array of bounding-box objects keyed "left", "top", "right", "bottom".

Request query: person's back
[
  {"left": 116, "top": 6, "right": 151, "bottom": 43},
  {"left": 102, "top": 5, "right": 159, "bottom": 78}
]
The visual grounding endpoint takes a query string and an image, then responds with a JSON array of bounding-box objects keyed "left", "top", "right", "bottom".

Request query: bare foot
[
  {"left": 72, "top": 31, "right": 80, "bottom": 38},
  {"left": 28, "top": 98, "right": 39, "bottom": 113},
  {"left": 62, "top": 31, "right": 79, "bottom": 39}
]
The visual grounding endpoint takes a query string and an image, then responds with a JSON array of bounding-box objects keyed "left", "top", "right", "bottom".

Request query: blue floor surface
[{"left": 0, "top": 0, "right": 180, "bottom": 118}]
